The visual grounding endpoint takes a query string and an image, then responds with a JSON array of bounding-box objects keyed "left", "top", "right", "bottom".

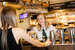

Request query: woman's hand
[
  {"left": 45, "top": 40, "right": 52, "bottom": 46},
  {"left": 28, "top": 31, "right": 35, "bottom": 35}
]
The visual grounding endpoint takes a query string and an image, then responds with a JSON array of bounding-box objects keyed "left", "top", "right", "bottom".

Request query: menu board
[
  {"left": 50, "top": 0, "right": 74, "bottom": 4},
  {"left": 48, "top": 1, "right": 75, "bottom": 11}
]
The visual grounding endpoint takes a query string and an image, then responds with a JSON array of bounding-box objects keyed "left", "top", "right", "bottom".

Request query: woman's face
[{"left": 37, "top": 14, "right": 46, "bottom": 26}]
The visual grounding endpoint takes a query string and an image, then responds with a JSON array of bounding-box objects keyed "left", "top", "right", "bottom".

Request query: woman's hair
[
  {"left": 1, "top": 6, "right": 18, "bottom": 50},
  {"left": 36, "top": 13, "right": 50, "bottom": 31}
]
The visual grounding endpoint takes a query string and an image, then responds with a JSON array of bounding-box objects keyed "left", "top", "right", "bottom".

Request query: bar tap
[
  {"left": 51, "top": 30, "right": 55, "bottom": 45},
  {"left": 61, "top": 29, "right": 64, "bottom": 44},
  {"left": 71, "top": 29, "right": 74, "bottom": 44}
]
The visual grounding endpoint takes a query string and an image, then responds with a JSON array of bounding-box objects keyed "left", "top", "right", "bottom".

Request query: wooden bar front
[{"left": 22, "top": 44, "right": 75, "bottom": 50}]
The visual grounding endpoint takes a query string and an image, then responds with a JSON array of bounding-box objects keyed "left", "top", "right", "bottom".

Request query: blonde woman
[
  {"left": 28, "top": 13, "right": 58, "bottom": 42},
  {"left": 0, "top": 6, "right": 52, "bottom": 50}
]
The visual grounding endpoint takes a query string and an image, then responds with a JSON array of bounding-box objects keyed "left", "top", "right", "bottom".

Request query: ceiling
[{"left": 0, "top": 0, "right": 75, "bottom": 13}]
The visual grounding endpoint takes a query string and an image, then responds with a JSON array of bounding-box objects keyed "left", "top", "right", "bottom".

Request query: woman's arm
[
  {"left": 27, "top": 27, "right": 37, "bottom": 36},
  {"left": 12, "top": 28, "right": 52, "bottom": 47}
]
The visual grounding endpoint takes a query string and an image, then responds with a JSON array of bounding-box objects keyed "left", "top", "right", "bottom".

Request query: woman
[
  {"left": 0, "top": 6, "right": 52, "bottom": 50},
  {"left": 28, "top": 13, "right": 58, "bottom": 41}
]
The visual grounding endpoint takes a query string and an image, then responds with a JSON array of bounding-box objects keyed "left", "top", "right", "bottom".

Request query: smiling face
[{"left": 37, "top": 14, "right": 46, "bottom": 26}]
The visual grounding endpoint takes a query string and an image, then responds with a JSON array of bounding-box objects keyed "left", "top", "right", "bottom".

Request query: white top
[{"left": 32, "top": 25, "right": 57, "bottom": 41}]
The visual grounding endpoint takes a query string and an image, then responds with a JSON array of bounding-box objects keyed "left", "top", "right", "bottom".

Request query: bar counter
[
  {"left": 21, "top": 26, "right": 75, "bottom": 50},
  {"left": 22, "top": 44, "right": 75, "bottom": 50}
]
